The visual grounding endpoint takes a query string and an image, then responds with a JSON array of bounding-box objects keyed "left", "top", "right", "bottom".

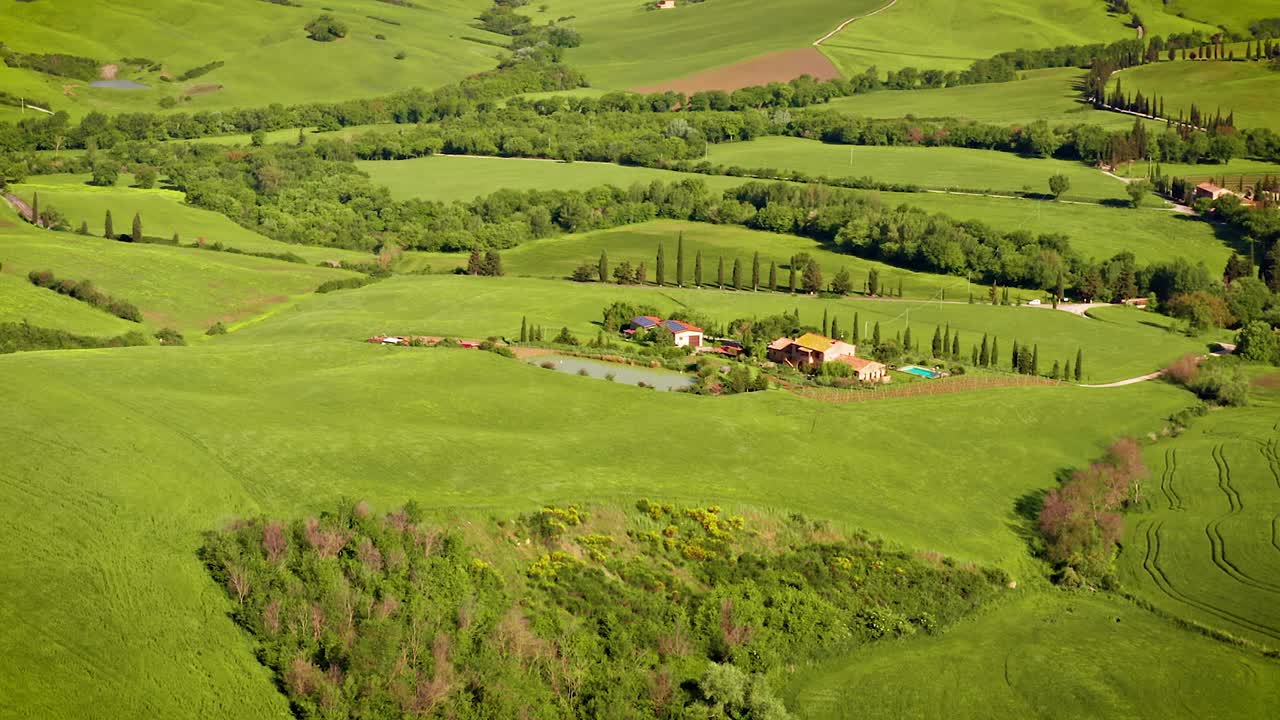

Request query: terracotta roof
[
  {"left": 837, "top": 356, "right": 884, "bottom": 371},
  {"left": 1196, "top": 182, "right": 1223, "bottom": 192},
  {"left": 768, "top": 337, "right": 794, "bottom": 350},
  {"left": 795, "top": 332, "right": 836, "bottom": 352},
  {"left": 663, "top": 319, "right": 702, "bottom": 334}
]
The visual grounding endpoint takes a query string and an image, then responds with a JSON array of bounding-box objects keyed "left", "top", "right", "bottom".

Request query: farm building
[
  {"left": 834, "top": 356, "right": 887, "bottom": 382},
  {"left": 656, "top": 0, "right": 676, "bottom": 8},
  {"left": 1193, "top": 182, "right": 1240, "bottom": 202},
  {"left": 767, "top": 333, "right": 857, "bottom": 368},
  {"left": 625, "top": 316, "right": 704, "bottom": 347}
]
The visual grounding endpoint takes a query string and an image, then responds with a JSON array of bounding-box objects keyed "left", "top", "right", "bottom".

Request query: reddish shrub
[
  {"left": 263, "top": 521, "right": 288, "bottom": 564},
  {"left": 1165, "top": 353, "right": 1200, "bottom": 385}
]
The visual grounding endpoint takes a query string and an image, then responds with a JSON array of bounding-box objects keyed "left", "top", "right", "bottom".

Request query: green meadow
[
  {"left": 0, "top": 271, "right": 138, "bottom": 335},
  {"left": 232, "top": 274, "right": 1214, "bottom": 383},
  {"left": 817, "top": 0, "right": 1212, "bottom": 77},
  {"left": 524, "top": 0, "right": 878, "bottom": 89},
  {"left": 360, "top": 156, "right": 745, "bottom": 203},
  {"left": 1118, "top": 61, "right": 1280, "bottom": 132},
  {"left": 826, "top": 68, "right": 1140, "bottom": 129},
  {"left": 0, "top": 223, "right": 354, "bottom": 334},
  {"left": 0, "top": 321, "right": 1195, "bottom": 718},
  {"left": 0, "top": 0, "right": 502, "bottom": 119},
  {"left": 1159, "top": 0, "right": 1279, "bottom": 34},
  {"left": 706, "top": 136, "right": 1132, "bottom": 200},
  {"left": 1118, "top": 380, "right": 1280, "bottom": 645},
  {"left": 789, "top": 591, "right": 1280, "bottom": 719},
  {"left": 9, "top": 174, "right": 372, "bottom": 265}
]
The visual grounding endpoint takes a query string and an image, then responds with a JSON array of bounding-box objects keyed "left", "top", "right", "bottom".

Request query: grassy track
[
  {"left": 0, "top": 223, "right": 355, "bottom": 334},
  {"left": 825, "top": 68, "right": 1141, "bottom": 129},
  {"left": 1117, "top": 61, "right": 1280, "bottom": 132},
  {"left": 229, "top": 274, "right": 1216, "bottom": 383},
  {"left": 706, "top": 137, "right": 1131, "bottom": 200},
  {"left": 787, "top": 591, "right": 1280, "bottom": 718},
  {"left": 525, "top": 0, "right": 877, "bottom": 90},
  {"left": 0, "top": 325, "right": 1194, "bottom": 717},
  {"left": 9, "top": 175, "right": 372, "bottom": 265},
  {"left": 360, "top": 156, "right": 746, "bottom": 202},
  {"left": 1118, "top": 380, "right": 1280, "bottom": 645},
  {"left": 0, "top": 0, "right": 502, "bottom": 119}
]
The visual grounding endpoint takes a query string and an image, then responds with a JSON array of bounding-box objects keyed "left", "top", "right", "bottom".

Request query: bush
[
  {"left": 206, "top": 321, "right": 228, "bottom": 335},
  {"left": 154, "top": 327, "right": 185, "bottom": 346},
  {"left": 315, "top": 276, "right": 375, "bottom": 293},
  {"left": 305, "top": 14, "right": 348, "bottom": 41},
  {"left": 0, "top": 321, "right": 147, "bottom": 354}
]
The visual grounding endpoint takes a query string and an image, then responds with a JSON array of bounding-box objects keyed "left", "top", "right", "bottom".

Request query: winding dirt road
[{"left": 814, "top": 0, "right": 900, "bottom": 46}]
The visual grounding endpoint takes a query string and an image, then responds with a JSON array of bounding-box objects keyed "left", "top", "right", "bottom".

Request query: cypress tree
[
  {"left": 31, "top": 192, "right": 39, "bottom": 227},
  {"left": 1075, "top": 349, "right": 1083, "bottom": 381},
  {"left": 1051, "top": 360, "right": 1061, "bottom": 380},
  {"left": 768, "top": 261, "right": 777, "bottom": 292},
  {"left": 971, "top": 345, "right": 978, "bottom": 365},
  {"left": 788, "top": 263, "right": 797, "bottom": 293},
  {"left": 852, "top": 313, "right": 860, "bottom": 343},
  {"left": 520, "top": 316, "right": 528, "bottom": 342},
  {"left": 872, "top": 321, "right": 881, "bottom": 347},
  {"left": 676, "top": 232, "right": 685, "bottom": 287},
  {"left": 656, "top": 243, "right": 665, "bottom": 287},
  {"left": 77, "top": 220, "right": 89, "bottom": 235},
  {"left": 952, "top": 332, "right": 960, "bottom": 358},
  {"left": 897, "top": 278, "right": 903, "bottom": 297},
  {"left": 637, "top": 262, "right": 647, "bottom": 285},
  {"left": 990, "top": 337, "right": 999, "bottom": 368},
  {"left": 732, "top": 258, "right": 743, "bottom": 290},
  {"left": 822, "top": 308, "right": 829, "bottom": 337},
  {"left": 1064, "top": 359, "right": 1072, "bottom": 382},
  {"left": 1011, "top": 341, "right": 1020, "bottom": 372},
  {"left": 931, "top": 326, "right": 942, "bottom": 357},
  {"left": 717, "top": 256, "right": 725, "bottom": 289},
  {"left": 172, "top": 232, "right": 180, "bottom": 245},
  {"left": 980, "top": 334, "right": 989, "bottom": 366},
  {"left": 903, "top": 325, "right": 912, "bottom": 351},
  {"left": 104, "top": 210, "right": 114, "bottom": 239},
  {"left": 1031, "top": 344, "right": 1040, "bottom": 376},
  {"left": 694, "top": 250, "right": 703, "bottom": 287},
  {"left": 751, "top": 252, "right": 760, "bottom": 291},
  {"left": 830, "top": 317, "right": 841, "bottom": 340},
  {"left": 598, "top": 251, "right": 608, "bottom": 282},
  {"left": 943, "top": 325, "right": 951, "bottom": 356},
  {"left": 131, "top": 212, "right": 143, "bottom": 243},
  {"left": 1054, "top": 272, "right": 1064, "bottom": 309}
]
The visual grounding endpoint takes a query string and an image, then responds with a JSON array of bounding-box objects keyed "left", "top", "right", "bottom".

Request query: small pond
[
  {"left": 530, "top": 355, "right": 695, "bottom": 392},
  {"left": 90, "top": 79, "right": 150, "bottom": 90}
]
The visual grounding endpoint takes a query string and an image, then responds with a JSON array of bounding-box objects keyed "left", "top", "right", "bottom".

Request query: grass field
[
  {"left": 1117, "top": 61, "right": 1280, "bottom": 133},
  {"left": 0, "top": 223, "right": 354, "bottom": 334},
  {"left": 826, "top": 68, "right": 1142, "bottom": 129},
  {"left": 0, "top": 317, "right": 1198, "bottom": 717},
  {"left": 0, "top": 272, "right": 140, "bottom": 336},
  {"left": 1160, "top": 0, "right": 1279, "bottom": 34},
  {"left": 706, "top": 137, "right": 1132, "bottom": 201},
  {"left": 0, "top": 0, "right": 502, "bottom": 119},
  {"left": 522, "top": 0, "right": 877, "bottom": 89},
  {"left": 817, "top": 0, "right": 1213, "bottom": 77},
  {"left": 233, "top": 274, "right": 1216, "bottom": 383},
  {"left": 360, "top": 156, "right": 746, "bottom": 203},
  {"left": 8, "top": 175, "right": 372, "bottom": 266},
  {"left": 788, "top": 591, "right": 1280, "bottom": 719},
  {"left": 1118, "top": 378, "right": 1280, "bottom": 645}
]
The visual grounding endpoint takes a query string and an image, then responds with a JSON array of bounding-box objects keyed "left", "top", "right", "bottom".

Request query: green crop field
[
  {"left": 8, "top": 175, "right": 372, "bottom": 266},
  {"left": 1118, "top": 378, "right": 1280, "bottom": 645},
  {"left": 523, "top": 0, "right": 878, "bottom": 89},
  {"left": 0, "top": 311, "right": 1197, "bottom": 717},
  {"left": 817, "top": 0, "right": 1214, "bottom": 77},
  {"left": 0, "top": 272, "right": 139, "bottom": 336},
  {"left": 1117, "top": 61, "right": 1280, "bottom": 132},
  {"left": 706, "top": 136, "right": 1132, "bottom": 201},
  {"left": 0, "top": 223, "right": 355, "bottom": 334},
  {"left": 1160, "top": 0, "right": 1279, "bottom": 34},
  {"left": 789, "top": 591, "right": 1280, "bottom": 719},
  {"left": 826, "top": 68, "right": 1141, "bottom": 129},
  {"left": 360, "top": 156, "right": 746, "bottom": 203},
  {"left": 0, "top": 0, "right": 502, "bottom": 119},
  {"left": 232, "top": 274, "right": 1215, "bottom": 383},
  {"left": 870, "top": 190, "right": 1239, "bottom": 267}
]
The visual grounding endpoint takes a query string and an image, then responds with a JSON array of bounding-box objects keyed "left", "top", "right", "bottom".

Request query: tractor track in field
[
  {"left": 1141, "top": 520, "right": 1280, "bottom": 641},
  {"left": 1159, "top": 448, "right": 1184, "bottom": 511},
  {"left": 1264, "top": 437, "right": 1280, "bottom": 490},
  {"left": 1206, "top": 444, "right": 1280, "bottom": 595}
]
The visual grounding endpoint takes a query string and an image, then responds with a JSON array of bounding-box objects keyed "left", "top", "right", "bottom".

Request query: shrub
[
  {"left": 154, "top": 328, "right": 186, "bottom": 346},
  {"left": 206, "top": 321, "right": 228, "bottom": 335},
  {"left": 0, "top": 321, "right": 148, "bottom": 354},
  {"left": 27, "top": 269, "right": 142, "bottom": 322},
  {"left": 305, "top": 14, "right": 348, "bottom": 41}
]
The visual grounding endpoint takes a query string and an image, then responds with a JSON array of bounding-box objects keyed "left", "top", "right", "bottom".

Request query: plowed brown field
[{"left": 632, "top": 48, "right": 840, "bottom": 95}]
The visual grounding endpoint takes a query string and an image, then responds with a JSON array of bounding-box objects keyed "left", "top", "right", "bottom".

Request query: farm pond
[
  {"left": 530, "top": 355, "right": 696, "bottom": 391},
  {"left": 90, "top": 80, "right": 149, "bottom": 90}
]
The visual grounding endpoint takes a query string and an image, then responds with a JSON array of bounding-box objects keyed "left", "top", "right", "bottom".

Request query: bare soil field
[{"left": 632, "top": 47, "right": 839, "bottom": 94}]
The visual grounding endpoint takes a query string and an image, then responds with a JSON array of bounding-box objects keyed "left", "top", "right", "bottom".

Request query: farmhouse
[
  {"left": 766, "top": 333, "right": 857, "bottom": 368},
  {"left": 626, "top": 316, "right": 704, "bottom": 347},
  {"left": 656, "top": 0, "right": 676, "bottom": 8},
  {"left": 1193, "top": 182, "right": 1240, "bottom": 202},
  {"left": 835, "top": 356, "right": 887, "bottom": 382}
]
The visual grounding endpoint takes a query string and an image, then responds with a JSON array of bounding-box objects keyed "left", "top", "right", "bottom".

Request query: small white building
[{"left": 662, "top": 319, "right": 703, "bottom": 348}]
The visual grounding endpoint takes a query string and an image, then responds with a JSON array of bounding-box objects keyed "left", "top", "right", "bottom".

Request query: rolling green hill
[
  {"left": 1116, "top": 61, "right": 1280, "bottom": 133},
  {"left": 0, "top": 0, "right": 502, "bottom": 119}
]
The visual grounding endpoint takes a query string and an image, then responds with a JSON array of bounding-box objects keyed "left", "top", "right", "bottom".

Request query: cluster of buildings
[{"left": 625, "top": 317, "right": 887, "bottom": 383}]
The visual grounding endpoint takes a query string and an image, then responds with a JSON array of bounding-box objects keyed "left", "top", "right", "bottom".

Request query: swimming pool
[{"left": 899, "top": 365, "right": 940, "bottom": 379}]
